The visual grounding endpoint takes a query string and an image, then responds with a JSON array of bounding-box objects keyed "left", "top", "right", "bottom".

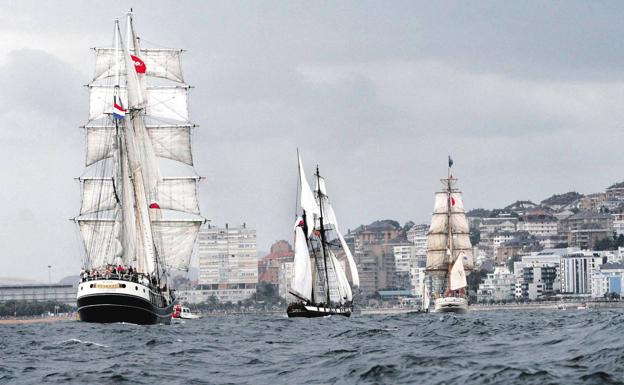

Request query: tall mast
[
  {"left": 125, "top": 9, "right": 132, "bottom": 51},
  {"left": 316, "top": 166, "right": 331, "bottom": 305},
  {"left": 114, "top": 19, "right": 120, "bottom": 87},
  {"left": 446, "top": 156, "right": 453, "bottom": 290}
]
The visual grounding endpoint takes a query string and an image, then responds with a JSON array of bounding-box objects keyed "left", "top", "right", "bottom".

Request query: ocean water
[{"left": 1, "top": 309, "right": 623, "bottom": 384}]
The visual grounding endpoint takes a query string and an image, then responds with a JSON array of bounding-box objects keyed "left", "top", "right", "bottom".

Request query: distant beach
[{"left": 0, "top": 315, "right": 74, "bottom": 325}]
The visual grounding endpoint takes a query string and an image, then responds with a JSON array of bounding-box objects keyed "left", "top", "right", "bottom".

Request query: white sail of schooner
[
  {"left": 287, "top": 153, "right": 359, "bottom": 318},
  {"left": 75, "top": 11, "right": 204, "bottom": 325}
]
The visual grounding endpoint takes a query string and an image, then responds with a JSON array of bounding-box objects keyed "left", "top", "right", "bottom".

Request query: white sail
[
  {"left": 330, "top": 253, "right": 352, "bottom": 303},
  {"left": 337, "top": 229, "right": 359, "bottom": 287},
  {"left": 298, "top": 154, "right": 320, "bottom": 236},
  {"left": 152, "top": 219, "right": 202, "bottom": 270},
  {"left": 88, "top": 85, "right": 190, "bottom": 123},
  {"left": 78, "top": 218, "right": 116, "bottom": 268},
  {"left": 155, "top": 177, "right": 200, "bottom": 214},
  {"left": 290, "top": 223, "right": 313, "bottom": 301},
  {"left": 147, "top": 125, "right": 193, "bottom": 165},
  {"left": 312, "top": 174, "right": 359, "bottom": 288},
  {"left": 422, "top": 286, "right": 430, "bottom": 310},
  {"left": 80, "top": 178, "right": 117, "bottom": 215},
  {"left": 93, "top": 47, "right": 185, "bottom": 83},
  {"left": 76, "top": 14, "right": 204, "bottom": 278},
  {"left": 449, "top": 253, "right": 467, "bottom": 290},
  {"left": 85, "top": 124, "right": 193, "bottom": 166},
  {"left": 433, "top": 192, "right": 449, "bottom": 213}
]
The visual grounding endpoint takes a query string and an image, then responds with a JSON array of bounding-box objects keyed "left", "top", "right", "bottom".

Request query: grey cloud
[{"left": 1, "top": 2, "right": 624, "bottom": 281}]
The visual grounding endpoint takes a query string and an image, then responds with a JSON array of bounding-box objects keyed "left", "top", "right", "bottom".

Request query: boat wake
[{"left": 59, "top": 338, "right": 108, "bottom": 348}]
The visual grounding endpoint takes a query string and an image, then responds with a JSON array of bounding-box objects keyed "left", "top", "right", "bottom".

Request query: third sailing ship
[
  {"left": 425, "top": 157, "right": 473, "bottom": 313},
  {"left": 287, "top": 154, "right": 360, "bottom": 318},
  {"left": 74, "top": 11, "right": 204, "bottom": 324}
]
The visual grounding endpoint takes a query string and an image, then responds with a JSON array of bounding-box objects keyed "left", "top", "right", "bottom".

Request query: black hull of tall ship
[
  {"left": 76, "top": 280, "right": 173, "bottom": 325},
  {"left": 78, "top": 294, "right": 173, "bottom": 325},
  {"left": 287, "top": 303, "right": 351, "bottom": 318}
]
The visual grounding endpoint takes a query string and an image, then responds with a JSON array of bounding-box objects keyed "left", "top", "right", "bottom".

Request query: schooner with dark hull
[
  {"left": 425, "top": 157, "right": 473, "bottom": 313},
  {"left": 287, "top": 154, "right": 360, "bottom": 318},
  {"left": 75, "top": 11, "right": 204, "bottom": 325}
]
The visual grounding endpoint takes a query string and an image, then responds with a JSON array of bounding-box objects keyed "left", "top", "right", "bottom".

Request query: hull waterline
[
  {"left": 77, "top": 279, "right": 173, "bottom": 325},
  {"left": 287, "top": 303, "right": 351, "bottom": 318},
  {"left": 434, "top": 296, "right": 468, "bottom": 314}
]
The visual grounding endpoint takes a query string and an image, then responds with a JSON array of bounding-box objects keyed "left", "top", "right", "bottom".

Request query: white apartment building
[
  {"left": 613, "top": 213, "right": 624, "bottom": 236},
  {"left": 491, "top": 232, "right": 516, "bottom": 247},
  {"left": 278, "top": 261, "right": 294, "bottom": 299},
  {"left": 591, "top": 263, "right": 624, "bottom": 298},
  {"left": 409, "top": 267, "right": 426, "bottom": 298},
  {"left": 561, "top": 252, "right": 604, "bottom": 295},
  {"left": 407, "top": 224, "right": 428, "bottom": 266},
  {"left": 477, "top": 266, "right": 516, "bottom": 302},
  {"left": 393, "top": 244, "right": 415, "bottom": 273},
  {"left": 197, "top": 223, "right": 258, "bottom": 302},
  {"left": 517, "top": 219, "right": 558, "bottom": 236},
  {"left": 479, "top": 217, "right": 518, "bottom": 235},
  {"left": 512, "top": 248, "right": 575, "bottom": 292}
]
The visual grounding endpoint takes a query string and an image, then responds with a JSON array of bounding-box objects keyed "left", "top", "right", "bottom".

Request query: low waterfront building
[
  {"left": 477, "top": 266, "right": 516, "bottom": 303},
  {"left": 520, "top": 265, "right": 557, "bottom": 300},
  {"left": 591, "top": 263, "right": 624, "bottom": 298},
  {"left": 0, "top": 284, "right": 76, "bottom": 305},
  {"left": 513, "top": 248, "right": 573, "bottom": 292}
]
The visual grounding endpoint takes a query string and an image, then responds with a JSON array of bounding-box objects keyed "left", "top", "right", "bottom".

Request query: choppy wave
[{"left": 1, "top": 309, "right": 624, "bottom": 384}]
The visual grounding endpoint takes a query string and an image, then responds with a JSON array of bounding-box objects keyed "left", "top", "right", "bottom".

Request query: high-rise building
[
  {"left": 278, "top": 261, "right": 294, "bottom": 299},
  {"left": 560, "top": 252, "right": 604, "bottom": 295},
  {"left": 197, "top": 223, "right": 258, "bottom": 302},
  {"left": 407, "top": 224, "right": 428, "bottom": 267}
]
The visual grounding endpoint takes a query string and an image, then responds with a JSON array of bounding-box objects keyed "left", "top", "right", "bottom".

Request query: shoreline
[{"left": 0, "top": 315, "right": 74, "bottom": 325}]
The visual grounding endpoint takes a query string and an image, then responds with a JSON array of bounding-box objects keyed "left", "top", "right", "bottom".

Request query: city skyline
[{"left": 2, "top": 1, "right": 624, "bottom": 281}]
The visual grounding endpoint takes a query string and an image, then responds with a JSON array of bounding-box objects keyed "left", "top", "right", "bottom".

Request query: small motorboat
[{"left": 172, "top": 304, "right": 201, "bottom": 319}]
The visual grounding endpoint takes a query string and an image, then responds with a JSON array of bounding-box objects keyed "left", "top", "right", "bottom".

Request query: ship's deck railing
[{"left": 80, "top": 273, "right": 152, "bottom": 287}]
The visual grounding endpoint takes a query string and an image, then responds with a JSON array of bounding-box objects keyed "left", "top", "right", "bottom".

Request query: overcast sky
[{"left": 2, "top": 1, "right": 624, "bottom": 282}]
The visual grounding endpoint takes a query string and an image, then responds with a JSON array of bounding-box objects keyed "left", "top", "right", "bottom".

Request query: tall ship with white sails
[
  {"left": 74, "top": 11, "right": 204, "bottom": 324},
  {"left": 287, "top": 154, "right": 360, "bottom": 318},
  {"left": 425, "top": 157, "right": 473, "bottom": 313}
]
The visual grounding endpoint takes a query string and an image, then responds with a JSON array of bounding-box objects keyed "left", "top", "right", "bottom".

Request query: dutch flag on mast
[{"left": 113, "top": 95, "right": 126, "bottom": 120}]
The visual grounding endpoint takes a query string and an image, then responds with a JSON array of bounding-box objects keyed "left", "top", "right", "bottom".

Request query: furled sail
[{"left": 290, "top": 221, "right": 313, "bottom": 301}]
